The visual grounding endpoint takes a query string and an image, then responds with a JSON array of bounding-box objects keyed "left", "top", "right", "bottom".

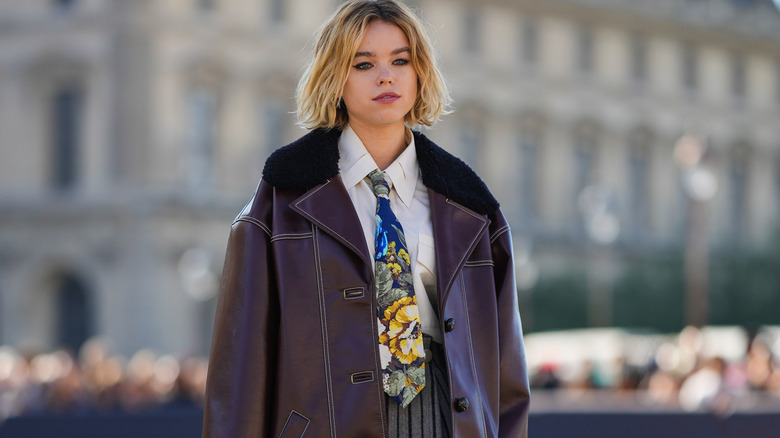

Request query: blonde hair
[{"left": 296, "top": 0, "right": 451, "bottom": 130}]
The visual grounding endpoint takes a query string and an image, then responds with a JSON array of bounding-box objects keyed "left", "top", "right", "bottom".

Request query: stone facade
[{"left": 0, "top": 0, "right": 779, "bottom": 354}]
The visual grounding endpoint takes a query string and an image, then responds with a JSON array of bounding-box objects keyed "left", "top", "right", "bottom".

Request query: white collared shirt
[{"left": 338, "top": 124, "right": 441, "bottom": 343}]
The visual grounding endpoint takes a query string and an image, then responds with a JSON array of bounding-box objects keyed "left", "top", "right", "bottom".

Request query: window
[
  {"left": 51, "top": 85, "right": 83, "bottom": 190},
  {"left": 459, "top": 115, "right": 482, "bottom": 171},
  {"left": 577, "top": 27, "right": 594, "bottom": 75},
  {"left": 731, "top": 52, "right": 746, "bottom": 99},
  {"left": 260, "top": 99, "right": 285, "bottom": 161},
  {"left": 54, "top": 0, "right": 76, "bottom": 10},
  {"left": 729, "top": 145, "right": 750, "bottom": 241},
  {"left": 776, "top": 61, "right": 780, "bottom": 104},
  {"left": 186, "top": 86, "right": 219, "bottom": 188},
  {"left": 627, "top": 130, "right": 653, "bottom": 239},
  {"left": 681, "top": 44, "right": 698, "bottom": 92},
  {"left": 572, "top": 124, "right": 598, "bottom": 232},
  {"left": 197, "top": 0, "right": 215, "bottom": 11},
  {"left": 573, "top": 141, "right": 595, "bottom": 197},
  {"left": 521, "top": 19, "right": 538, "bottom": 66},
  {"left": 518, "top": 130, "right": 539, "bottom": 226},
  {"left": 56, "top": 273, "right": 93, "bottom": 352},
  {"left": 775, "top": 154, "right": 780, "bottom": 217},
  {"left": 270, "top": 0, "right": 285, "bottom": 23},
  {"left": 463, "top": 8, "right": 480, "bottom": 54},
  {"left": 630, "top": 35, "right": 647, "bottom": 85}
]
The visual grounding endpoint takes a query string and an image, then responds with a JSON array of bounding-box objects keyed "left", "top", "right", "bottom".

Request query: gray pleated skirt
[{"left": 385, "top": 335, "right": 452, "bottom": 438}]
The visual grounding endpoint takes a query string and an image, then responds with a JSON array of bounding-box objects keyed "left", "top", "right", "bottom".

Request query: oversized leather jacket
[{"left": 203, "top": 128, "right": 530, "bottom": 438}]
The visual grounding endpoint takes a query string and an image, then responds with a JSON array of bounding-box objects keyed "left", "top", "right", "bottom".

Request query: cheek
[
  {"left": 341, "top": 82, "right": 357, "bottom": 107},
  {"left": 405, "top": 72, "right": 418, "bottom": 102},
  {"left": 406, "top": 71, "right": 418, "bottom": 93},
  {"left": 342, "top": 75, "right": 367, "bottom": 104}
]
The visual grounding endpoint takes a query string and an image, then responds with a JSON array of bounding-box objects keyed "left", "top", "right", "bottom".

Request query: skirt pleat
[{"left": 385, "top": 335, "right": 452, "bottom": 438}]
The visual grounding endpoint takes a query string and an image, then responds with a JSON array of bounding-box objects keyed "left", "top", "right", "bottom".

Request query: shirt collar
[{"left": 338, "top": 124, "right": 419, "bottom": 208}]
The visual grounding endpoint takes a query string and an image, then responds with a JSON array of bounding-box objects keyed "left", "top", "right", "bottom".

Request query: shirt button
[
  {"left": 455, "top": 397, "right": 470, "bottom": 412},
  {"left": 445, "top": 318, "right": 456, "bottom": 332}
]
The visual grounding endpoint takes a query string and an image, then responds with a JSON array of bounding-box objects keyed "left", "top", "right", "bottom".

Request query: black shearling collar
[{"left": 262, "top": 128, "right": 499, "bottom": 215}]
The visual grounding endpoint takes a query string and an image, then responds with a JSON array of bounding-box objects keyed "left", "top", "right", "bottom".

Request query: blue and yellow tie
[{"left": 368, "top": 170, "right": 426, "bottom": 408}]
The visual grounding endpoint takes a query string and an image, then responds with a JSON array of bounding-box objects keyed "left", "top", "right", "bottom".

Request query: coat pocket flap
[{"left": 279, "top": 410, "right": 310, "bottom": 438}]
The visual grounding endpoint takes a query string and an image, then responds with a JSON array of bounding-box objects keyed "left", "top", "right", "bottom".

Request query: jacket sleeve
[
  {"left": 491, "top": 212, "right": 531, "bottom": 438},
  {"left": 202, "top": 216, "right": 278, "bottom": 437}
]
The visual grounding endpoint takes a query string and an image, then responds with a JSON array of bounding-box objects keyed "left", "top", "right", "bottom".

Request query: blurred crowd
[
  {"left": 4, "top": 326, "right": 780, "bottom": 420},
  {"left": 0, "top": 338, "right": 207, "bottom": 421},
  {"left": 528, "top": 326, "right": 780, "bottom": 414}
]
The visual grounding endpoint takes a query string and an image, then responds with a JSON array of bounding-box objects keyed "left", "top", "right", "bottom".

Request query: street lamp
[{"left": 673, "top": 132, "right": 717, "bottom": 328}]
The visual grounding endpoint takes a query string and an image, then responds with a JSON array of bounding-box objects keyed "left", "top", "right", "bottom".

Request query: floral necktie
[{"left": 368, "top": 170, "right": 426, "bottom": 408}]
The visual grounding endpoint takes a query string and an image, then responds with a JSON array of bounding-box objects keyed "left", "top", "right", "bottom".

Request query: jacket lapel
[
  {"left": 290, "top": 175, "right": 372, "bottom": 266},
  {"left": 429, "top": 189, "right": 490, "bottom": 308}
]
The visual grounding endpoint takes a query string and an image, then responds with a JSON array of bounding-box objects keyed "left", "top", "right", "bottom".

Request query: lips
[{"left": 373, "top": 92, "right": 400, "bottom": 103}]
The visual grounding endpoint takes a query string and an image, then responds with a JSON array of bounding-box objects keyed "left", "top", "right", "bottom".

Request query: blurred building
[{"left": 0, "top": 0, "right": 779, "bottom": 355}]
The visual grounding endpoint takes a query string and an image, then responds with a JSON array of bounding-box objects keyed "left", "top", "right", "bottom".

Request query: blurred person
[
  {"left": 177, "top": 356, "right": 208, "bottom": 407},
  {"left": 645, "top": 369, "right": 680, "bottom": 406},
  {"left": 78, "top": 338, "right": 124, "bottom": 412},
  {"left": 165, "top": 356, "right": 207, "bottom": 409},
  {"left": 202, "top": 1, "right": 529, "bottom": 437},
  {"left": 566, "top": 359, "right": 604, "bottom": 391},
  {"left": 746, "top": 337, "right": 773, "bottom": 391},
  {"left": 530, "top": 363, "right": 562, "bottom": 389},
  {"left": 0, "top": 347, "right": 29, "bottom": 420},
  {"left": 767, "top": 363, "right": 780, "bottom": 395},
  {"left": 678, "top": 356, "right": 730, "bottom": 414},
  {"left": 45, "top": 353, "right": 87, "bottom": 413},
  {"left": 149, "top": 355, "right": 181, "bottom": 406},
  {"left": 676, "top": 326, "right": 704, "bottom": 377},
  {"left": 118, "top": 349, "right": 159, "bottom": 412},
  {"left": 35, "top": 349, "right": 90, "bottom": 413},
  {"left": 13, "top": 348, "right": 47, "bottom": 416},
  {"left": 613, "top": 356, "right": 647, "bottom": 393}
]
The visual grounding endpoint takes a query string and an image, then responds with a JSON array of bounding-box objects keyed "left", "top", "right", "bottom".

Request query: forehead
[{"left": 356, "top": 20, "right": 410, "bottom": 52}]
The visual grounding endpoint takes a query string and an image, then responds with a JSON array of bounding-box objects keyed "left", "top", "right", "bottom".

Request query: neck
[{"left": 348, "top": 121, "right": 408, "bottom": 170}]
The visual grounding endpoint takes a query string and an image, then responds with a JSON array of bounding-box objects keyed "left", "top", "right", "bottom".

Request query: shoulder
[
  {"left": 413, "top": 131, "right": 499, "bottom": 216},
  {"left": 260, "top": 128, "right": 500, "bottom": 216},
  {"left": 261, "top": 128, "right": 342, "bottom": 190}
]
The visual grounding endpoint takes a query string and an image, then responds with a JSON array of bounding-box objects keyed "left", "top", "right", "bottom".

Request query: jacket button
[
  {"left": 445, "top": 318, "right": 456, "bottom": 332},
  {"left": 455, "top": 397, "right": 470, "bottom": 412}
]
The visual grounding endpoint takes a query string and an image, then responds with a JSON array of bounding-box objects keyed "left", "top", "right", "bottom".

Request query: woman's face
[{"left": 341, "top": 20, "right": 418, "bottom": 131}]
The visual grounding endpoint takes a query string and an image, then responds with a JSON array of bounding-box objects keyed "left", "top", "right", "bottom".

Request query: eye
[
  {"left": 353, "top": 62, "right": 372, "bottom": 70},
  {"left": 393, "top": 58, "right": 410, "bottom": 66}
]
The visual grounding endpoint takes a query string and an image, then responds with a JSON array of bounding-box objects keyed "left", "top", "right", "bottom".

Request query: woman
[{"left": 202, "top": 1, "right": 529, "bottom": 437}]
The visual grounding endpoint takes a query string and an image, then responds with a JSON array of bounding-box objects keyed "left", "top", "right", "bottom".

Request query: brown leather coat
[{"left": 203, "top": 129, "right": 530, "bottom": 438}]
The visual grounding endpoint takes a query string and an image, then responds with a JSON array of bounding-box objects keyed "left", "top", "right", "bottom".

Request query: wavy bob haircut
[{"left": 296, "top": 0, "right": 451, "bottom": 130}]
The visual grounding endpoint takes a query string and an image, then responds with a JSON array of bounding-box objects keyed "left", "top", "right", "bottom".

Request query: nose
[{"left": 378, "top": 67, "right": 393, "bottom": 85}]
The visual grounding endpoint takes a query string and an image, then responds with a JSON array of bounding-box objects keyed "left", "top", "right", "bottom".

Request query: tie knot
[{"left": 367, "top": 170, "right": 391, "bottom": 198}]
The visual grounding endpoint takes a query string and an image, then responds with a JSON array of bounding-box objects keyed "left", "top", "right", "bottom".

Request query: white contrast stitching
[
  {"left": 441, "top": 199, "right": 489, "bottom": 302},
  {"left": 369, "top": 282, "right": 388, "bottom": 438},
  {"left": 460, "top": 272, "right": 488, "bottom": 438},
  {"left": 312, "top": 226, "right": 337, "bottom": 438},
  {"left": 270, "top": 233, "right": 313, "bottom": 243},
  {"left": 234, "top": 216, "right": 271, "bottom": 236},
  {"left": 463, "top": 260, "right": 494, "bottom": 268},
  {"left": 490, "top": 225, "right": 510, "bottom": 244},
  {"left": 278, "top": 410, "right": 311, "bottom": 438},
  {"left": 293, "top": 182, "right": 369, "bottom": 265},
  {"left": 445, "top": 199, "right": 488, "bottom": 222}
]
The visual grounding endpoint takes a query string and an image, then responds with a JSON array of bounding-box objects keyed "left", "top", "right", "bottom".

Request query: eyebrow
[{"left": 354, "top": 47, "right": 411, "bottom": 58}]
